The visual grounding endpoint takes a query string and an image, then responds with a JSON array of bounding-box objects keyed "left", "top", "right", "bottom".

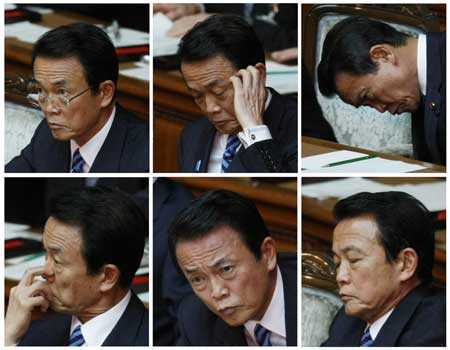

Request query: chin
[{"left": 50, "top": 130, "right": 73, "bottom": 142}]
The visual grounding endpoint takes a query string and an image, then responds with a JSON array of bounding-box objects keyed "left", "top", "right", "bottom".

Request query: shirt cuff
[{"left": 238, "top": 125, "right": 272, "bottom": 148}]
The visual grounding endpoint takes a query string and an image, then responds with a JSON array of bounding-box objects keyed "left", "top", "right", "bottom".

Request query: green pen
[
  {"left": 267, "top": 71, "right": 297, "bottom": 75},
  {"left": 323, "top": 155, "right": 376, "bottom": 168},
  {"left": 23, "top": 251, "right": 46, "bottom": 262}
]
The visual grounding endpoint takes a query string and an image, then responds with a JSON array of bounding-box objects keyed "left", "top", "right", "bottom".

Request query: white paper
[
  {"left": 302, "top": 178, "right": 445, "bottom": 212},
  {"left": 6, "top": 21, "right": 149, "bottom": 48},
  {"left": 121, "top": 66, "right": 149, "bottom": 81},
  {"left": 5, "top": 255, "right": 46, "bottom": 281},
  {"left": 22, "top": 5, "right": 54, "bottom": 15},
  {"left": 138, "top": 292, "right": 149, "bottom": 303},
  {"left": 266, "top": 60, "right": 298, "bottom": 94},
  {"left": 153, "top": 12, "right": 180, "bottom": 56},
  {"left": 6, "top": 4, "right": 17, "bottom": 10},
  {"left": 302, "top": 150, "right": 368, "bottom": 169}
]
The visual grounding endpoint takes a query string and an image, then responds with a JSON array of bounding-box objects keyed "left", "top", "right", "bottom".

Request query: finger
[
  {"left": 153, "top": 4, "right": 173, "bottom": 14},
  {"left": 29, "top": 281, "right": 53, "bottom": 301},
  {"left": 247, "top": 65, "right": 261, "bottom": 90},
  {"left": 18, "top": 266, "right": 46, "bottom": 287},
  {"left": 237, "top": 69, "right": 252, "bottom": 91},
  {"left": 27, "top": 295, "right": 49, "bottom": 311},
  {"left": 229, "top": 75, "right": 243, "bottom": 94}
]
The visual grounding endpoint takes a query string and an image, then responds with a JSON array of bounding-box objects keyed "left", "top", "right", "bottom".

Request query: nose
[
  {"left": 336, "top": 263, "right": 350, "bottom": 287},
  {"left": 210, "top": 277, "right": 228, "bottom": 300},
  {"left": 43, "top": 256, "right": 55, "bottom": 283},
  {"left": 205, "top": 95, "right": 221, "bottom": 114},
  {"left": 40, "top": 96, "right": 61, "bottom": 115}
]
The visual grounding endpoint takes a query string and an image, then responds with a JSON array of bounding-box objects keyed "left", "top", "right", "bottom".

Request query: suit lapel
[
  {"left": 102, "top": 292, "right": 147, "bottom": 346},
  {"left": 90, "top": 106, "right": 126, "bottom": 172},
  {"left": 423, "top": 33, "right": 444, "bottom": 163},
  {"left": 194, "top": 122, "right": 216, "bottom": 172},
  {"left": 213, "top": 320, "right": 247, "bottom": 345},
  {"left": 57, "top": 141, "right": 71, "bottom": 172},
  {"left": 372, "top": 285, "right": 428, "bottom": 346},
  {"left": 280, "top": 257, "right": 297, "bottom": 345}
]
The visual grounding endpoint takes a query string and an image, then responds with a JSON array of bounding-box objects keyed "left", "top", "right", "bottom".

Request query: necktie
[
  {"left": 70, "top": 149, "right": 85, "bottom": 173},
  {"left": 360, "top": 327, "right": 373, "bottom": 347},
  {"left": 254, "top": 324, "right": 272, "bottom": 346},
  {"left": 68, "top": 325, "right": 85, "bottom": 346},
  {"left": 221, "top": 135, "right": 240, "bottom": 172}
]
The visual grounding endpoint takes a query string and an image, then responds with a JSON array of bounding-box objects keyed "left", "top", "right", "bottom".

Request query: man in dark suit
[
  {"left": 5, "top": 187, "right": 149, "bottom": 346},
  {"left": 5, "top": 23, "right": 149, "bottom": 173},
  {"left": 317, "top": 16, "right": 446, "bottom": 165},
  {"left": 153, "top": 178, "right": 193, "bottom": 345},
  {"left": 323, "top": 192, "right": 445, "bottom": 346},
  {"left": 168, "top": 190, "right": 297, "bottom": 345},
  {"left": 177, "top": 15, "right": 297, "bottom": 173}
]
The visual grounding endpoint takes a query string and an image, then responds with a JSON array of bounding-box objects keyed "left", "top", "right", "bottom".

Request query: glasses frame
[{"left": 28, "top": 87, "right": 91, "bottom": 110}]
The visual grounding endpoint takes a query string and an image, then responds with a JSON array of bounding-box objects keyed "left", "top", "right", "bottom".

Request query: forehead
[
  {"left": 332, "top": 216, "right": 382, "bottom": 252},
  {"left": 181, "top": 55, "right": 237, "bottom": 88},
  {"left": 334, "top": 72, "right": 373, "bottom": 105},
  {"left": 43, "top": 216, "right": 82, "bottom": 253},
  {"left": 33, "top": 56, "right": 85, "bottom": 85},
  {"left": 176, "top": 225, "right": 250, "bottom": 266}
]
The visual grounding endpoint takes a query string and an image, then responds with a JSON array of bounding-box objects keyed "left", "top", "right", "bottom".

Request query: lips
[
  {"left": 339, "top": 293, "right": 354, "bottom": 302},
  {"left": 218, "top": 306, "right": 239, "bottom": 316},
  {"left": 47, "top": 122, "right": 67, "bottom": 129}
]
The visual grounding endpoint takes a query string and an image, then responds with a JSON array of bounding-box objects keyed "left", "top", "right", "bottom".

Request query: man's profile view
[
  {"left": 318, "top": 16, "right": 445, "bottom": 165},
  {"left": 5, "top": 186, "right": 149, "bottom": 346},
  {"left": 6, "top": 23, "right": 149, "bottom": 173},
  {"left": 168, "top": 189, "right": 297, "bottom": 345},
  {"left": 323, "top": 191, "right": 445, "bottom": 346}
]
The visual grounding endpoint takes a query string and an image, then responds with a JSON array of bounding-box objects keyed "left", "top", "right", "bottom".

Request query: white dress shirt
[
  {"left": 207, "top": 89, "right": 273, "bottom": 172},
  {"left": 70, "top": 106, "right": 116, "bottom": 173},
  {"left": 417, "top": 34, "right": 427, "bottom": 96},
  {"left": 366, "top": 308, "right": 395, "bottom": 341},
  {"left": 244, "top": 265, "right": 286, "bottom": 346},
  {"left": 69, "top": 289, "right": 131, "bottom": 346}
]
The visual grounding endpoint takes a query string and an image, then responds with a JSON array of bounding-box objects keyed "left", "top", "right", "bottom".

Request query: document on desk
[
  {"left": 120, "top": 61, "right": 149, "bottom": 81},
  {"left": 6, "top": 21, "right": 148, "bottom": 48},
  {"left": 5, "top": 254, "right": 46, "bottom": 281},
  {"left": 266, "top": 61, "right": 298, "bottom": 94},
  {"left": 302, "top": 178, "right": 445, "bottom": 212},
  {"left": 302, "top": 150, "right": 425, "bottom": 173},
  {"left": 153, "top": 13, "right": 180, "bottom": 56}
]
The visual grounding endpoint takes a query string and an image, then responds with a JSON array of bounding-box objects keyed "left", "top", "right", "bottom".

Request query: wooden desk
[
  {"left": 302, "top": 177, "right": 446, "bottom": 286},
  {"left": 170, "top": 177, "right": 297, "bottom": 252},
  {"left": 154, "top": 69, "right": 203, "bottom": 172},
  {"left": 5, "top": 10, "right": 149, "bottom": 119},
  {"left": 302, "top": 136, "right": 446, "bottom": 173}
]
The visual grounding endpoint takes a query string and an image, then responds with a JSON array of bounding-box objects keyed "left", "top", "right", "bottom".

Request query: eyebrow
[
  {"left": 34, "top": 78, "right": 68, "bottom": 87},
  {"left": 44, "top": 244, "right": 63, "bottom": 254},
  {"left": 333, "top": 245, "right": 366, "bottom": 256}
]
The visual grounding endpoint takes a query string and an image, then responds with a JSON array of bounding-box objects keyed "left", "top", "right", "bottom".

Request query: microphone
[{"left": 5, "top": 72, "right": 39, "bottom": 95}]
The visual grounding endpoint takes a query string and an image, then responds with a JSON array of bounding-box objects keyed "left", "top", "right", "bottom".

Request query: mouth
[
  {"left": 339, "top": 293, "right": 354, "bottom": 302},
  {"left": 47, "top": 122, "right": 67, "bottom": 130},
  {"left": 218, "top": 306, "right": 239, "bottom": 316}
]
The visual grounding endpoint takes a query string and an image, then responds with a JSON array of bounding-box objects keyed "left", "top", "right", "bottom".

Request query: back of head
[
  {"left": 334, "top": 191, "right": 434, "bottom": 284},
  {"left": 32, "top": 22, "right": 119, "bottom": 94},
  {"left": 178, "top": 14, "right": 265, "bottom": 70},
  {"left": 318, "top": 16, "right": 409, "bottom": 96},
  {"left": 49, "top": 186, "right": 147, "bottom": 288},
  {"left": 168, "top": 189, "right": 269, "bottom": 264}
]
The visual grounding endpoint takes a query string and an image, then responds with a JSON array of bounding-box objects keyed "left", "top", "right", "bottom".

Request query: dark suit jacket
[
  {"left": 176, "top": 253, "right": 297, "bottom": 345},
  {"left": 153, "top": 178, "right": 193, "bottom": 345},
  {"left": 19, "top": 291, "right": 149, "bottom": 346},
  {"left": 322, "top": 284, "right": 446, "bottom": 346},
  {"left": 5, "top": 104, "right": 149, "bottom": 173},
  {"left": 178, "top": 88, "right": 297, "bottom": 173},
  {"left": 412, "top": 32, "right": 446, "bottom": 165}
]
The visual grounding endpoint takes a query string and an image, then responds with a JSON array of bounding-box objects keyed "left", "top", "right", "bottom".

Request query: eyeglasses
[{"left": 27, "top": 87, "right": 90, "bottom": 110}]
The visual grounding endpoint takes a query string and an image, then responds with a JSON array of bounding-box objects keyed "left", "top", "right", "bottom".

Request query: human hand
[
  {"left": 167, "top": 13, "right": 212, "bottom": 37},
  {"left": 153, "top": 4, "right": 202, "bottom": 21},
  {"left": 229, "top": 64, "right": 267, "bottom": 129},
  {"left": 5, "top": 267, "right": 52, "bottom": 346},
  {"left": 271, "top": 47, "right": 298, "bottom": 63}
]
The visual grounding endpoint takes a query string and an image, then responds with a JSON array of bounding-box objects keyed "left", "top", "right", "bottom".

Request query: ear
[
  {"left": 396, "top": 248, "right": 419, "bottom": 282},
  {"left": 369, "top": 44, "right": 396, "bottom": 64},
  {"left": 260, "top": 236, "right": 277, "bottom": 272},
  {"left": 98, "top": 264, "right": 121, "bottom": 292},
  {"left": 255, "top": 62, "right": 267, "bottom": 84},
  {"left": 98, "top": 80, "right": 115, "bottom": 108}
]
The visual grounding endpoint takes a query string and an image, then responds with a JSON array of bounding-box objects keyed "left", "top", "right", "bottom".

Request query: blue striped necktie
[
  {"left": 255, "top": 324, "right": 272, "bottom": 346},
  {"left": 70, "top": 149, "right": 85, "bottom": 173},
  {"left": 221, "top": 135, "right": 240, "bottom": 172},
  {"left": 360, "top": 327, "right": 373, "bottom": 347},
  {"left": 68, "top": 325, "right": 85, "bottom": 346}
]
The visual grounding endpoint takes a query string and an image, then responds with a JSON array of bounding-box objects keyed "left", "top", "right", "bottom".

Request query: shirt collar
[
  {"left": 70, "top": 106, "right": 116, "bottom": 172},
  {"left": 244, "top": 265, "right": 286, "bottom": 342},
  {"left": 367, "top": 307, "right": 395, "bottom": 341},
  {"left": 417, "top": 34, "right": 427, "bottom": 96},
  {"left": 70, "top": 289, "right": 131, "bottom": 346}
]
